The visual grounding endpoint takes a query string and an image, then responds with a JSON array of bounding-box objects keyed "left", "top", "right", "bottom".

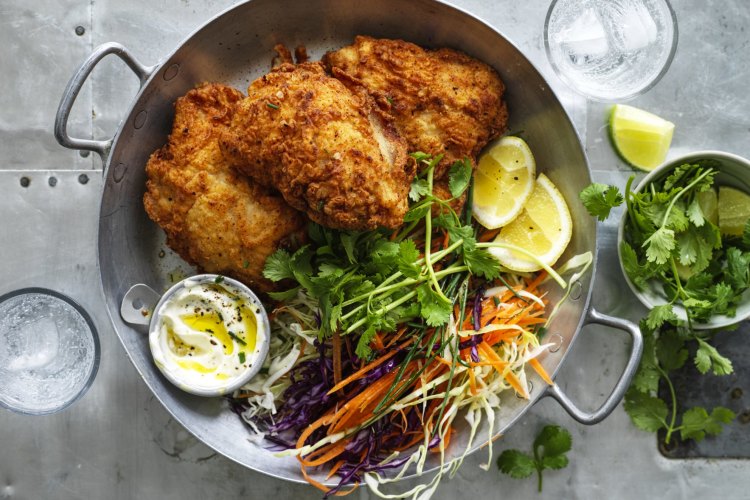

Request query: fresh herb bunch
[
  {"left": 496, "top": 424, "right": 572, "bottom": 492},
  {"left": 580, "top": 161, "right": 750, "bottom": 444},
  {"left": 262, "top": 152, "right": 500, "bottom": 359},
  {"left": 625, "top": 319, "right": 735, "bottom": 444}
]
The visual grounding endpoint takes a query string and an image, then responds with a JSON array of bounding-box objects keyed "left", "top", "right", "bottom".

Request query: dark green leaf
[
  {"left": 624, "top": 389, "right": 668, "bottom": 432},
  {"left": 632, "top": 333, "right": 660, "bottom": 393},
  {"left": 620, "top": 241, "right": 651, "bottom": 290},
  {"left": 533, "top": 425, "right": 572, "bottom": 457},
  {"left": 496, "top": 450, "right": 535, "bottom": 479},
  {"left": 403, "top": 203, "right": 432, "bottom": 222},
  {"left": 267, "top": 287, "right": 300, "bottom": 301},
  {"left": 541, "top": 455, "right": 568, "bottom": 470},
  {"left": 656, "top": 329, "right": 688, "bottom": 371}
]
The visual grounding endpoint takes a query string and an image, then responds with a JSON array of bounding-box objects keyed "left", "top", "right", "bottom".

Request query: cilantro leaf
[
  {"left": 396, "top": 239, "right": 421, "bottom": 279},
  {"left": 656, "top": 329, "right": 688, "bottom": 371},
  {"left": 645, "top": 304, "right": 677, "bottom": 330},
  {"left": 579, "top": 183, "right": 623, "bottom": 221},
  {"left": 417, "top": 284, "right": 452, "bottom": 326},
  {"left": 448, "top": 158, "right": 472, "bottom": 198},
  {"left": 724, "top": 247, "right": 750, "bottom": 291},
  {"left": 263, "top": 249, "right": 295, "bottom": 282},
  {"left": 403, "top": 203, "right": 431, "bottom": 222},
  {"left": 464, "top": 248, "right": 502, "bottom": 280},
  {"left": 631, "top": 333, "right": 660, "bottom": 393},
  {"left": 533, "top": 425, "right": 572, "bottom": 457},
  {"left": 695, "top": 338, "right": 733, "bottom": 375},
  {"left": 686, "top": 197, "right": 705, "bottom": 227},
  {"left": 620, "top": 241, "right": 651, "bottom": 290},
  {"left": 496, "top": 450, "right": 535, "bottom": 479},
  {"left": 409, "top": 178, "right": 430, "bottom": 202},
  {"left": 498, "top": 425, "right": 572, "bottom": 492},
  {"left": 743, "top": 219, "right": 750, "bottom": 247},
  {"left": 624, "top": 389, "right": 668, "bottom": 432},
  {"left": 680, "top": 406, "right": 735, "bottom": 442},
  {"left": 643, "top": 227, "right": 676, "bottom": 265}
]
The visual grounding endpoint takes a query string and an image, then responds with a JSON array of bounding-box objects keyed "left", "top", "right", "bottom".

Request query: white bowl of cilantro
[{"left": 617, "top": 150, "right": 750, "bottom": 330}]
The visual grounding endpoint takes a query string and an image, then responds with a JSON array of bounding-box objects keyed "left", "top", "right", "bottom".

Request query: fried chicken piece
[
  {"left": 324, "top": 36, "right": 509, "bottom": 210},
  {"left": 220, "top": 62, "right": 412, "bottom": 230},
  {"left": 143, "top": 83, "right": 307, "bottom": 293}
]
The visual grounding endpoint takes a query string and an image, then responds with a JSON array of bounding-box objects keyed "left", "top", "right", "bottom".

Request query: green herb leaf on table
[
  {"left": 579, "top": 183, "right": 624, "bottom": 221},
  {"left": 695, "top": 338, "right": 733, "bottom": 375},
  {"left": 679, "top": 406, "right": 736, "bottom": 442},
  {"left": 624, "top": 389, "right": 668, "bottom": 433},
  {"left": 497, "top": 425, "right": 572, "bottom": 492}
]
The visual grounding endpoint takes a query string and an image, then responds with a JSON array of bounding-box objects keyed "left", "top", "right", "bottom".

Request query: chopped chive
[
  {"left": 238, "top": 351, "right": 246, "bottom": 364},
  {"left": 228, "top": 331, "right": 247, "bottom": 345},
  {"left": 243, "top": 260, "right": 250, "bottom": 269},
  {"left": 266, "top": 102, "right": 279, "bottom": 109},
  {"left": 493, "top": 296, "right": 501, "bottom": 307},
  {"left": 214, "top": 275, "right": 225, "bottom": 284}
]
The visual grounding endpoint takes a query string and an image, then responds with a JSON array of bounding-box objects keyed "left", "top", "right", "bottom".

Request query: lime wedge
[
  {"left": 718, "top": 186, "right": 750, "bottom": 236},
  {"left": 609, "top": 104, "right": 675, "bottom": 171}
]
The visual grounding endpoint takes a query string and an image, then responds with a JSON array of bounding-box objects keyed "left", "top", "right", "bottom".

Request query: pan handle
[
  {"left": 544, "top": 307, "right": 643, "bottom": 425},
  {"left": 54, "top": 42, "right": 154, "bottom": 160}
]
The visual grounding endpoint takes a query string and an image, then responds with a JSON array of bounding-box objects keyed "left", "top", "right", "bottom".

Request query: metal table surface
[{"left": 1, "top": 0, "right": 749, "bottom": 498}]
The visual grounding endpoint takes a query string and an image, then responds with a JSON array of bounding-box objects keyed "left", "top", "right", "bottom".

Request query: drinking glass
[{"left": 544, "top": 0, "right": 678, "bottom": 101}]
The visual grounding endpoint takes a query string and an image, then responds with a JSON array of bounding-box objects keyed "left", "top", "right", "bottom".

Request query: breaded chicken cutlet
[
  {"left": 220, "top": 62, "right": 412, "bottom": 230},
  {"left": 143, "top": 83, "right": 307, "bottom": 293},
  {"left": 324, "top": 36, "right": 508, "bottom": 208}
]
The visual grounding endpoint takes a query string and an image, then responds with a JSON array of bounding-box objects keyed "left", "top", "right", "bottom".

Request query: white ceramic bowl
[{"left": 618, "top": 150, "right": 750, "bottom": 329}]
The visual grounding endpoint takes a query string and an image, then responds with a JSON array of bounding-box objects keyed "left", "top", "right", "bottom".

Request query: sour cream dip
[{"left": 149, "top": 275, "right": 269, "bottom": 396}]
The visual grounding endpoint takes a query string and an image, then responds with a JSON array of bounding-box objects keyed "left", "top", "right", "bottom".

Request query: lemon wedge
[
  {"left": 472, "top": 136, "right": 536, "bottom": 229},
  {"left": 718, "top": 186, "right": 750, "bottom": 236},
  {"left": 489, "top": 173, "right": 573, "bottom": 272},
  {"left": 609, "top": 104, "right": 675, "bottom": 171}
]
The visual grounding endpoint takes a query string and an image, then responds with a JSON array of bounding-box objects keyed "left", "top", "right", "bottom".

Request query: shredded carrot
[
  {"left": 468, "top": 366, "right": 478, "bottom": 395},
  {"left": 529, "top": 358, "right": 554, "bottom": 386},
  {"left": 327, "top": 338, "right": 414, "bottom": 395}
]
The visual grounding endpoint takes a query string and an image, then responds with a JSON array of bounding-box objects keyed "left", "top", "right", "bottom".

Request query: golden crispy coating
[
  {"left": 143, "top": 83, "right": 307, "bottom": 293},
  {"left": 220, "top": 62, "right": 413, "bottom": 230},
  {"left": 324, "top": 36, "right": 508, "bottom": 180}
]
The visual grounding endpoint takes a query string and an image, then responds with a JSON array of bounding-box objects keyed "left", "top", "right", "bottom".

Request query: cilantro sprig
[
  {"left": 579, "top": 161, "right": 749, "bottom": 444},
  {"left": 497, "top": 425, "right": 572, "bottom": 492},
  {"left": 262, "top": 152, "right": 500, "bottom": 359}
]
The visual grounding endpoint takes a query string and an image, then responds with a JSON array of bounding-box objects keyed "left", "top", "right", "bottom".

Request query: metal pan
[{"left": 54, "top": 0, "right": 642, "bottom": 485}]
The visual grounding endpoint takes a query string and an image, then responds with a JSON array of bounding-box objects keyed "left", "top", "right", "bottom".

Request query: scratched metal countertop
[{"left": 1, "top": 1, "right": 749, "bottom": 499}]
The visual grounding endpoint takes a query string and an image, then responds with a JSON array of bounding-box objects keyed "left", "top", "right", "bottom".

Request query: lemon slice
[
  {"left": 472, "top": 136, "right": 536, "bottom": 229},
  {"left": 697, "top": 189, "right": 718, "bottom": 226},
  {"left": 609, "top": 104, "right": 675, "bottom": 171},
  {"left": 718, "top": 186, "right": 750, "bottom": 236},
  {"left": 489, "top": 174, "right": 572, "bottom": 272}
]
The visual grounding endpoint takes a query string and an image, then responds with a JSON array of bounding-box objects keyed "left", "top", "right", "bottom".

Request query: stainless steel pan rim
[{"left": 55, "top": 0, "right": 642, "bottom": 486}]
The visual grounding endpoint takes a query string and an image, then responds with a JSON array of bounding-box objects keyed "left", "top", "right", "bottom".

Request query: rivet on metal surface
[
  {"left": 113, "top": 162, "right": 128, "bottom": 183},
  {"left": 48, "top": 176, "right": 57, "bottom": 187},
  {"left": 548, "top": 332, "right": 564, "bottom": 353},
  {"left": 19, "top": 176, "right": 30, "bottom": 188},
  {"left": 75, "top": 26, "right": 85, "bottom": 36},
  {"left": 570, "top": 280, "right": 583, "bottom": 301},
  {"left": 78, "top": 173, "right": 89, "bottom": 185},
  {"left": 133, "top": 110, "right": 148, "bottom": 129},
  {"left": 516, "top": 380, "right": 533, "bottom": 398},
  {"left": 163, "top": 63, "right": 180, "bottom": 81},
  {"left": 79, "top": 150, "right": 90, "bottom": 158},
  {"left": 739, "top": 409, "right": 750, "bottom": 424},
  {"left": 731, "top": 387, "right": 744, "bottom": 400}
]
